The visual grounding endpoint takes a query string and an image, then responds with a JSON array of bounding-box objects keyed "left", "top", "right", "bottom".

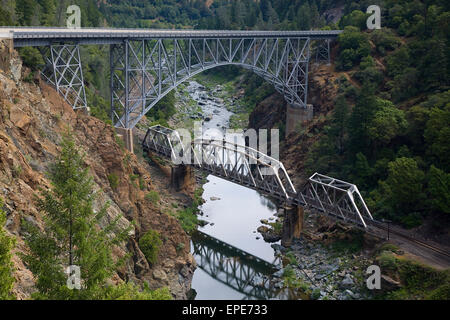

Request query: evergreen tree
[
  {"left": 16, "top": 0, "right": 36, "bottom": 25},
  {"left": 347, "top": 85, "right": 378, "bottom": 157},
  {"left": 297, "top": 3, "right": 311, "bottom": 30},
  {"left": 22, "top": 131, "right": 131, "bottom": 299},
  {"left": 0, "top": 198, "right": 15, "bottom": 300},
  {"left": 328, "top": 95, "right": 350, "bottom": 155}
]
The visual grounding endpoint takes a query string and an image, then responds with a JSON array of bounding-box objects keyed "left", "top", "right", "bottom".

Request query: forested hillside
[
  {"left": 1, "top": 0, "right": 449, "bottom": 233},
  {"left": 300, "top": 0, "right": 450, "bottom": 233}
]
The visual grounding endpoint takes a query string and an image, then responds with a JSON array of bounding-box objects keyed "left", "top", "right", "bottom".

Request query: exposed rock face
[
  {"left": 0, "top": 40, "right": 195, "bottom": 299},
  {"left": 0, "top": 39, "right": 21, "bottom": 83}
]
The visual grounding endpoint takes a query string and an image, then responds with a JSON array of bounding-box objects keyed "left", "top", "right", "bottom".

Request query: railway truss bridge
[{"left": 143, "top": 125, "right": 373, "bottom": 246}]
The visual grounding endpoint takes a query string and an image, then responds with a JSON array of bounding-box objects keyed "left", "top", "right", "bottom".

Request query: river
[{"left": 184, "top": 80, "right": 284, "bottom": 300}]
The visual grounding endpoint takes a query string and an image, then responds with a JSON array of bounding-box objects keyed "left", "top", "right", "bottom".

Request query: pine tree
[
  {"left": 297, "top": 3, "right": 311, "bottom": 30},
  {"left": 0, "top": 198, "right": 15, "bottom": 300},
  {"left": 328, "top": 95, "right": 350, "bottom": 155},
  {"left": 22, "top": 130, "right": 131, "bottom": 299},
  {"left": 16, "top": 0, "right": 36, "bottom": 25}
]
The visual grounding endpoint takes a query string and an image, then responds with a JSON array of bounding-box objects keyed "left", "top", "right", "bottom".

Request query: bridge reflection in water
[{"left": 191, "top": 230, "right": 287, "bottom": 300}]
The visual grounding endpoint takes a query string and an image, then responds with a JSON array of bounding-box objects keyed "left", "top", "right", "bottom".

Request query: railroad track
[
  {"left": 193, "top": 171, "right": 450, "bottom": 260},
  {"left": 367, "top": 220, "right": 450, "bottom": 259}
]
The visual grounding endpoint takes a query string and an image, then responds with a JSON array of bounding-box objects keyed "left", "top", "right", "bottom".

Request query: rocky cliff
[{"left": 0, "top": 40, "right": 195, "bottom": 299}]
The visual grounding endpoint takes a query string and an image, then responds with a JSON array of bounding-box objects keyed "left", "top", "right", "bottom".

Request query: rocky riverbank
[{"left": 258, "top": 210, "right": 381, "bottom": 300}]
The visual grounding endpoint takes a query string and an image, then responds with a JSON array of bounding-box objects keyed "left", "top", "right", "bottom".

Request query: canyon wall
[{"left": 0, "top": 40, "right": 195, "bottom": 299}]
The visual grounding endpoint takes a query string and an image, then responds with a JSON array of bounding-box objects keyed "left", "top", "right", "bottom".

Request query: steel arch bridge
[
  {"left": 143, "top": 125, "right": 374, "bottom": 228},
  {"left": 2, "top": 27, "right": 340, "bottom": 129},
  {"left": 191, "top": 230, "right": 280, "bottom": 300},
  {"left": 111, "top": 36, "right": 313, "bottom": 129}
]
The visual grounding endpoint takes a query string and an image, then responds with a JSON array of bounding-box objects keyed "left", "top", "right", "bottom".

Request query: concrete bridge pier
[
  {"left": 281, "top": 205, "right": 305, "bottom": 247},
  {"left": 286, "top": 104, "right": 313, "bottom": 136},
  {"left": 115, "top": 128, "right": 134, "bottom": 153},
  {"left": 171, "top": 164, "right": 195, "bottom": 192}
]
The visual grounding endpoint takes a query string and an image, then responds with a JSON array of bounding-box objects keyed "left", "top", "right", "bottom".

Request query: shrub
[
  {"left": 139, "top": 229, "right": 162, "bottom": 265},
  {"left": 12, "top": 165, "right": 22, "bottom": 178},
  {"left": 177, "top": 208, "right": 198, "bottom": 233},
  {"left": 145, "top": 191, "right": 160, "bottom": 204},
  {"left": 378, "top": 243, "right": 401, "bottom": 254},
  {"left": 400, "top": 212, "right": 423, "bottom": 229},
  {"left": 176, "top": 242, "right": 185, "bottom": 253},
  {"left": 18, "top": 47, "right": 44, "bottom": 70},
  {"left": 0, "top": 198, "right": 16, "bottom": 300},
  {"left": 114, "top": 134, "right": 125, "bottom": 150},
  {"left": 139, "top": 177, "right": 146, "bottom": 190},
  {"left": 377, "top": 251, "right": 398, "bottom": 271},
  {"left": 107, "top": 173, "right": 119, "bottom": 190}
]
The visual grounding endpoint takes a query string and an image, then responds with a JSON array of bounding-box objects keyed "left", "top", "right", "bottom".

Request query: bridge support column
[
  {"left": 315, "top": 39, "right": 331, "bottom": 65},
  {"left": 281, "top": 205, "right": 304, "bottom": 247},
  {"left": 40, "top": 44, "right": 87, "bottom": 110},
  {"left": 171, "top": 164, "right": 194, "bottom": 192},
  {"left": 286, "top": 104, "right": 313, "bottom": 135},
  {"left": 115, "top": 127, "right": 134, "bottom": 153}
]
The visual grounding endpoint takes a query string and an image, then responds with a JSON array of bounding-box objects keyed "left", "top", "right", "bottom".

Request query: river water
[{"left": 184, "top": 81, "right": 283, "bottom": 300}]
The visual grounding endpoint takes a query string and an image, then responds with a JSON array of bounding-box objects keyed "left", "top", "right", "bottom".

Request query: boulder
[
  {"left": 339, "top": 274, "right": 354, "bottom": 289},
  {"left": 153, "top": 268, "right": 168, "bottom": 282}
]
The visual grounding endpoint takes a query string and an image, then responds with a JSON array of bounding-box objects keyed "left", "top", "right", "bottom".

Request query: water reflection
[
  {"left": 191, "top": 175, "right": 286, "bottom": 300},
  {"left": 187, "top": 79, "right": 292, "bottom": 300},
  {"left": 191, "top": 231, "right": 280, "bottom": 300}
]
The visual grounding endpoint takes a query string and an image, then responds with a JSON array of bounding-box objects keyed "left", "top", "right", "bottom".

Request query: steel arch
[{"left": 111, "top": 37, "right": 312, "bottom": 129}]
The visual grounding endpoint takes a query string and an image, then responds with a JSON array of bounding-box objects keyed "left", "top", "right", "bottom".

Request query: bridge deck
[{"left": 0, "top": 27, "right": 342, "bottom": 47}]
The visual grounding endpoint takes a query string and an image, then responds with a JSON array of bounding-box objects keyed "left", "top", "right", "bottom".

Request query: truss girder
[
  {"left": 298, "top": 173, "right": 374, "bottom": 228},
  {"left": 111, "top": 37, "right": 313, "bottom": 129},
  {"left": 40, "top": 44, "right": 87, "bottom": 110},
  {"left": 314, "top": 39, "right": 331, "bottom": 64},
  {"left": 142, "top": 126, "right": 374, "bottom": 228},
  {"left": 143, "top": 125, "right": 296, "bottom": 200}
]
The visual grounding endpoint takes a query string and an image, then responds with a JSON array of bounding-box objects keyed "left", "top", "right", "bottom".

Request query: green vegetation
[
  {"left": 18, "top": 47, "right": 44, "bottom": 71},
  {"left": 0, "top": 198, "right": 15, "bottom": 300},
  {"left": 375, "top": 251, "right": 450, "bottom": 300},
  {"left": 12, "top": 165, "right": 22, "bottom": 178},
  {"left": 176, "top": 206, "right": 199, "bottom": 234},
  {"left": 145, "top": 190, "right": 160, "bottom": 204},
  {"left": 146, "top": 91, "right": 177, "bottom": 126},
  {"left": 282, "top": 265, "right": 310, "bottom": 296},
  {"left": 327, "top": 228, "right": 365, "bottom": 254},
  {"left": 139, "top": 229, "right": 162, "bottom": 265},
  {"left": 129, "top": 174, "right": 145, "bottom": 190},
  {"left": 107, "top": 173, "right": 119, "bottom": 190},
  {"left": 305, "top": 1, "right": 450, "bottom": 229},
  {"left": 171, "top": 187, "right": 203, "bottom": 234},
  {"left": 21, "top": 131, "right": 136, "bottom": 299},
  {"left": 176, "top": 242, "right": 185, "bottom": 253}
]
